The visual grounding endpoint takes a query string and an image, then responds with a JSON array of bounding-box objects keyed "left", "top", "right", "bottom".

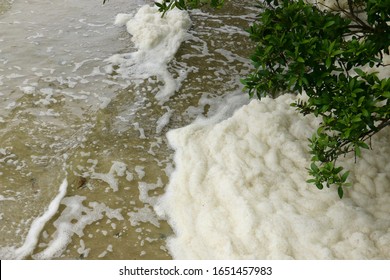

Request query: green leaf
[
  {"left": 362, "top": 109, "right": 370, "bottom": 117},
  {"left": 358, "top": 141, "right": 369, "bottom": 149},
  {"left": 332, "top": 50, "right": 344, "bottom": 56},
  {"left": 338, "top": 186, "right": 344, "bottom": 199},
  {"left": 354, "top": 68, "right": 365, "bottom": 77},
  {"left": 341, "top": 171, "right": 350, "bottom": 183},
  {"left": 358, "top": 96, "right": 365, "bottom": 107},
  {"left": 326, "top": 57, "right": 332, "bottom": 68},
  {"left": 324, "top": 20, "right": 335, "bottom": 28},
  {"left": 310, "top": 162, "right": 320, "bottom": 173},
  {"left": 352, "top": 115, "right": 362, "bottom": 123},
  {"left": 355, "top": 145, "right": 362, "bottom": 157}
]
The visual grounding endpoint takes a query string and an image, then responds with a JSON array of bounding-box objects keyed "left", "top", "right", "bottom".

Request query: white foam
[
  {"left": 0, "top": 195, "right": 16, "bottom": 201},
  {"left": 91, "top": 161, "right": 127, "bottom": 192},
  {"left": 128, "top": 205, "right": 160, "bottom": 227},
  {"left": 133, "top": 122, "right": 146, "bottom": 139},
  {"left": 19, "top": 86, "right": 35, "bottom": 94},
  {"left": 107, "top": 5, "right": 192, "bottom": 103},
  {"left": 32, "top": 196, "right": 124, "bottom": 260},
  {"left": 156, "top": 109, "right": 173, "bottom": 134},
  {"left": 97, "top": 244, "right": 113, "bottom": 258},
  {"left": 0, "top": 178, "right": 67, "bottom": 259},
  {"left": 114, "top": 13, "right": 133, "bottom": 27},
  {"left": 77, "top": 239, "right": 90, "bottom": 258},
  {"left": 139, "top": 177, "right": 163, "bottom": 206},
  {"left": 135, "top": 165, "right": 145, "bottom": 180},
  {"left": 156, "top": 94, "right": 390, "bottom": 259},
  {"left": 128, "top": 178, "right": 164, "bottom": 228}
]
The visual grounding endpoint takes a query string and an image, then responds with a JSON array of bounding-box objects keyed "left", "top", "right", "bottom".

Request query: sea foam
[
  {"left": 156, "top": 94, "right": 390, "bottom": 259},
  {"left": 107, "top": 5, "right": 192, "bottom": 103},
  {"left": 0, "top": 179, "right": 68, "bottom": 259}
]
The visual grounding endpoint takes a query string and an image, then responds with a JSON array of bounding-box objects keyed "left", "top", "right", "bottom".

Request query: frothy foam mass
[
  {"left": 156, "top": 94, "right": 390, "bottom": 259},
  {"left": 107, "top": 5, "right": 192, "bottom": 103}
]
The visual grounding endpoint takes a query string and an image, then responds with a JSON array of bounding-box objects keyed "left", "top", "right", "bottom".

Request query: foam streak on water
[{"left": 0, "top": 178, "right": 68, "bottom": 259}]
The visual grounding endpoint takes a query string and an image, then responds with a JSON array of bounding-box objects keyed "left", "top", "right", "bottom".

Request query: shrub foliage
[{"left": 242, "top": 0, "right": 389, "bottom": 198}]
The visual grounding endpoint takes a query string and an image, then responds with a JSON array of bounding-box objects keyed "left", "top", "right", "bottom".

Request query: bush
[{"left": 242, "top": 0, "right": 390, "bottom": 197}]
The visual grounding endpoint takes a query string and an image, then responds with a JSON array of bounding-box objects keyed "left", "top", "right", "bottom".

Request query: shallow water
[{"left": 0, "top": 0, "right": 255, "bottom": 259}]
